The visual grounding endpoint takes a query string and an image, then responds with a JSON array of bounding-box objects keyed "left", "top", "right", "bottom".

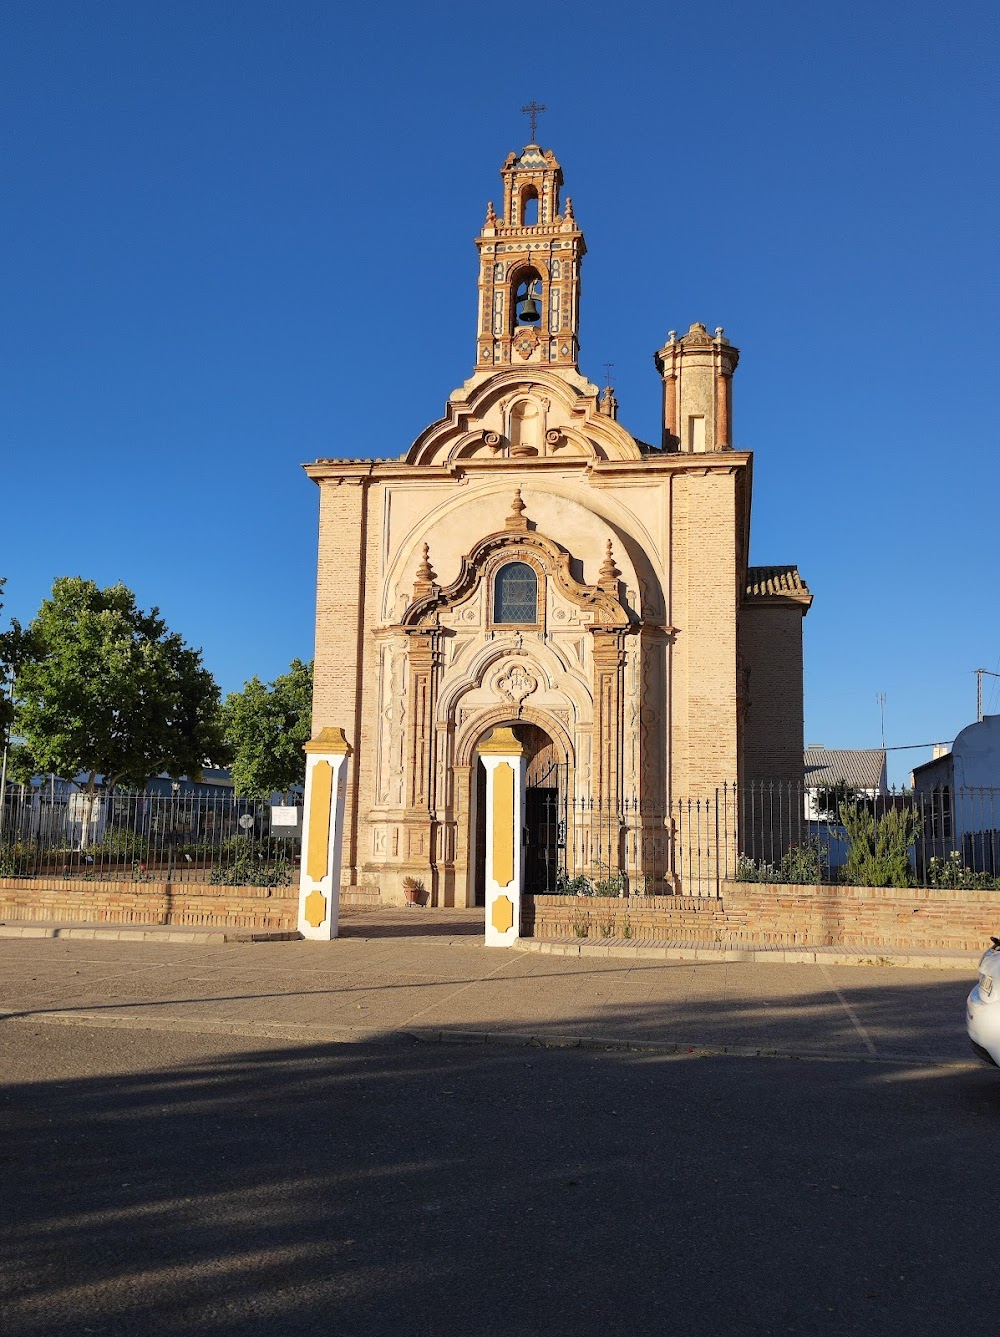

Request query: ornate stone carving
[
  {"left": 598, "top": 540, "right": 621, "bottom": 590},
  {"left": 680, "top": 321, "right": 713, "bottom": 347},
  {"left": 513, "top": 327, "right": 539, "bottom": 360},
  {"left": 505, "top": 489, "right": 528, "bottom": 530},
  {"left": 495, "top": 664, "right": 537, "bottom": 714}
]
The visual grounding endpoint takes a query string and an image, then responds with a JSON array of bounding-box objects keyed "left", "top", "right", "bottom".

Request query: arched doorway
[{"left": 472, "top": 720, "right": 565, "bottom": 905}]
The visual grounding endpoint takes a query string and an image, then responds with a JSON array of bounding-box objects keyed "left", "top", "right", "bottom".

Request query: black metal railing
[
  {"left": 0, "top": 786, "right": 302, "bottom": 886},
  {"left": 525, "top": 782, "right": 1000, "bottom": 898}
]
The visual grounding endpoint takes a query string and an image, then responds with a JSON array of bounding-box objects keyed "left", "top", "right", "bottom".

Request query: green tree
[
  {"left": 11, "top": 578, "right": 226, "bottom": 795},
  {"left": 221, "top": 659, "right": 313, "bottom": 798}
]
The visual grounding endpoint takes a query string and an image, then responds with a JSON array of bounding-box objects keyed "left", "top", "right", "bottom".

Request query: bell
[{"left": 518, "top": 295, "right": 541, "bottom": 324}]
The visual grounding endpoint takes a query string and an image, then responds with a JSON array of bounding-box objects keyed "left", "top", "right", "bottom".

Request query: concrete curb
[
  {"left": 0, "top": 1008, "right": 980, "bottom": 1070},
  {"left": 0, "top": 922, "right": 299, "bottom": 944},
  {"left": 0, "top": 920, "right": 982, "bottom": 968},
  {"left": 517, "top": 938, "right": 980, "bottom": 970}
]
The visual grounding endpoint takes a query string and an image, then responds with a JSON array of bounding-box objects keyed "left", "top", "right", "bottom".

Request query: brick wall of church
[
  {"left": 739, "top": 604, "right": 806, "bottom": 784},
  {"left": 669, "top": 469, "right": 741, "bottom": 795},
  {"left": 312, "top": 478, "right": 372, "bottom": 882}
]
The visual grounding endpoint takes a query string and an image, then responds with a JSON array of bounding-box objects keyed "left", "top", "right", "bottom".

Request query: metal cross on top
[{"left": 520, "top": 100, "right": 547, "bottom": 142}]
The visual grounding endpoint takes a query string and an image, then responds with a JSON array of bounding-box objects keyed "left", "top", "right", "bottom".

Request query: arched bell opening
[
  {"left": 520, "top": 184, "right": 540, "bottom": 226},
  {"left": 512, "top": 268, "right": 543, "bottom": 328}
]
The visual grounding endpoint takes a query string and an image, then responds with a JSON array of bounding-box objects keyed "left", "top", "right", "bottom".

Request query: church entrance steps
[{"left": 340, "top": 889, "right": 384, "bottom": 909}]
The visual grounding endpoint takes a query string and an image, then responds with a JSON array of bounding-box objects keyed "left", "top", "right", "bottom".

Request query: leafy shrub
[
  {"left": 777, "top": 839, "right": 827, "bottom": 884},
  {"left": 735, "top": 839, "right": 828, "bottom": 885},
  {"left": 209, "top": 853, "right": 293, "bottom": 887},
  {"left": 840, "top": 804, "right": 921, "bottom": 888},
  {"left": 90, "top": 827, "right": 149, "bottom": 862},
  {"left": 925, "top": 852, "right": 1000, "bottom": 891},
  {"left": 553, "top": 863, "right": 627, "bottom": 897},
  {"left": 0, "top": 841, "right": 34, "bottom": 876},
  {"left": 554, "top": 869, "right": 594, "bottom": 896}
]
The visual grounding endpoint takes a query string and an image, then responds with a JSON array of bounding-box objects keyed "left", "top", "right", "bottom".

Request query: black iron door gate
[{"left": 524, "top": 760, "right": 567, "bottom": 893}]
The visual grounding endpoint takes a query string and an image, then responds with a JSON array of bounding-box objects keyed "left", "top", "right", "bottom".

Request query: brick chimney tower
[{"left": 653, "top": 322, "right": 740, "bottom": 452}]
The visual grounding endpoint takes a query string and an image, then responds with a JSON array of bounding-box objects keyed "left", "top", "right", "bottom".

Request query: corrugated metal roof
[
  {"left": 804, "top": 747, "right": 888, "bottom": 791},
  {"left": 746, "top": 565, "right": 811, "bottom": 598}
]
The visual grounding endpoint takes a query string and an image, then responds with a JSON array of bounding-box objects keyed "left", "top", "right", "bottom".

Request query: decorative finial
[
  {"left": 413, "top": 543, "right": 437, "bottom": 592},
  {"left": 520, "top": 100, "right": 547, "bottom": 142},
  {"left": 564, "top": 196, "right": 575, "bottom": 222},
  {"left": 599, "top": 540, "right": 621, "bottom": 587},
  {"left": 485, "top": 200, "right": 497, "bottom": 226},
  {"left": 505, "top": 488, "right": 528, "bottom": 530}
]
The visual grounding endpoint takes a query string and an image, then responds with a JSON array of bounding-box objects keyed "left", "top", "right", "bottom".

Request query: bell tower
[{"left": 474, "top": 136, "right": 586, "bottom": 374}]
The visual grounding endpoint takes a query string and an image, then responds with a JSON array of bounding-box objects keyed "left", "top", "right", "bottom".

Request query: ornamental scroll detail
[{"left": 495, "top": 664, "right": 537, "bottom": 716}]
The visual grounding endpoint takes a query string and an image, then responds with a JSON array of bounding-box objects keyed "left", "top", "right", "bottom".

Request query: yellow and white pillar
[
  {"left": 478, "top": 726, "right": 525, "bottom": 947},
  {"left": 297, "top": 727, "right": 352, "bottom": 941}
]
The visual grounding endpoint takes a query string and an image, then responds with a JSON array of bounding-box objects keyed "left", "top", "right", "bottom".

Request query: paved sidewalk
[
  {"left": 0, "top": 908, "right": 981, "bottom": 1065},
  {"left": 0, "top": 909, "right": 983, "bottom": 969}
]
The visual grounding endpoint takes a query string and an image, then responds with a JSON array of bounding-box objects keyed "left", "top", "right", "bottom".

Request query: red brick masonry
[
  {"left": 0, "top": 878, "right": 297, "bottom": 932},
  {"left": 3, "top": 879, "right": 998, "bottom": 951},
  {"left": 526, "top": 883, "right": 1000, "bottom": 953}
]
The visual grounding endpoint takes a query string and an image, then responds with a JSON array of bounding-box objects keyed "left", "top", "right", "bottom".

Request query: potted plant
[{"left": 402, "top": 875, "right": 425, "bottom": 906}]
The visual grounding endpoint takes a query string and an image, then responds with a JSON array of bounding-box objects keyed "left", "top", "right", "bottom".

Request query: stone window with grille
[{"left": 493, "top": 561, "right": 539, "bottom": 624}]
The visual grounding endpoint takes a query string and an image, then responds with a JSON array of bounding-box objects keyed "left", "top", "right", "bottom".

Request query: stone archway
[{"left": 470, "top": 715, "right": 568, "bottom": 906}]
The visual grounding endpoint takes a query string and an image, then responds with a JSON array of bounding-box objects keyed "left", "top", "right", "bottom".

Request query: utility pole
[{"left": 0, "top": 675, "right": 14, "bottom": 843}]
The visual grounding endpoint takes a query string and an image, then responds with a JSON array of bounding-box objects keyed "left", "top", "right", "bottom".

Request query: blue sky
[{"left": 2, "top": 0, "right": 997, "bottom": 785}]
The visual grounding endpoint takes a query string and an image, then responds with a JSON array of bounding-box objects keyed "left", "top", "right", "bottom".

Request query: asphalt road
[{"left": 2, "top": 1016, "right": 997, "bottom": 1337}]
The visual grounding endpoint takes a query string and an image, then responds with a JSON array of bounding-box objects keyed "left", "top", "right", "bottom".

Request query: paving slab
[{"left": 0, "top": 909, "right": 982, "bottom": 1066}]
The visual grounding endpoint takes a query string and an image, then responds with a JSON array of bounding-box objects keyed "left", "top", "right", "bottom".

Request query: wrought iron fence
[
  {"left": 0, "top": 786, "right": 302, "bottom": 885},
  {"left": 3, "top": 778, "right": 998, "bottom": 897},
  {"left": 526, "top": 782, "right": 1000, "bottom": 898}
]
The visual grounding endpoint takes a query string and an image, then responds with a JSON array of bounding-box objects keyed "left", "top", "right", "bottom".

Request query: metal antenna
[
  {"left": 521, "top": 101, "right": 547, "bottom": 142},
  {"left": 876, "top": 692, "right": 886, "bottom": 749},
  {"left": 603, "top": 361, "right": 615, "bottom": 388},
  {"left": 975, "top": 668, "right": 1000, "bottom": 721}
]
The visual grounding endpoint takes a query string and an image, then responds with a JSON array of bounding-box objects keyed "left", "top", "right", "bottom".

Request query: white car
[{"left": 967, "top": 937, "right": 1000, "bottom": 1067}]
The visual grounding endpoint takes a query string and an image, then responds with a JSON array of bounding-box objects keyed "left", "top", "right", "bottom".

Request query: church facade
[{"left": 305, "top": 139, "right": 812, "bottom": 906}]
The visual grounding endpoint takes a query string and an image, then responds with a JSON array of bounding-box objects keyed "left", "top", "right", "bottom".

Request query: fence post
[{"left": 297, "top": 727, "right": 352, "bottom": 941}]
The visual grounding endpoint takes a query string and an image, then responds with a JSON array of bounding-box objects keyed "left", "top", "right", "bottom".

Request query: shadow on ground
[{"left": 1, "top": 987, "right": 998, "bottom": 1337}]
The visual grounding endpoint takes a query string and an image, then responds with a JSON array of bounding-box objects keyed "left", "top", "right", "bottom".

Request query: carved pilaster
[
  {"left": 591, "top": 629, "right": 628, "bottom": 814},
  {"left": 402, "top": 628, "right": 443, "bottom": 886}
]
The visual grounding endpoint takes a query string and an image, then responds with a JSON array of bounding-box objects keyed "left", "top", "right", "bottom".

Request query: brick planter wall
[
  {"left": 524, "top": 894, "right": 749, "bottom": 942},
  {"left": 526, "top": 885, "right": 1000, "bottom": 952},
  {"left": 0, "top": 877, "right": 297, "bottom": 932},
  {"left": 720, "top": 882, "right": 1000, "bottom": 952}
]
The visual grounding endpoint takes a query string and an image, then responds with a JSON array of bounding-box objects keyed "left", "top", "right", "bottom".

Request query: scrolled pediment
[
  {"left": 400, "top": 519, "right": 631, "bottom": 631},
  {"left": 405, "top": 367, "right": 643, "bottom": 467}
]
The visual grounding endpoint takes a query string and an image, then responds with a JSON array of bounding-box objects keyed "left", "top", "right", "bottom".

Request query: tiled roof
[
  {"left": 804, "top": 747, "right": 888, "bottom": 791},
  {"left": 746, "top": 565, "right": 811, "bottom": 598}
]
